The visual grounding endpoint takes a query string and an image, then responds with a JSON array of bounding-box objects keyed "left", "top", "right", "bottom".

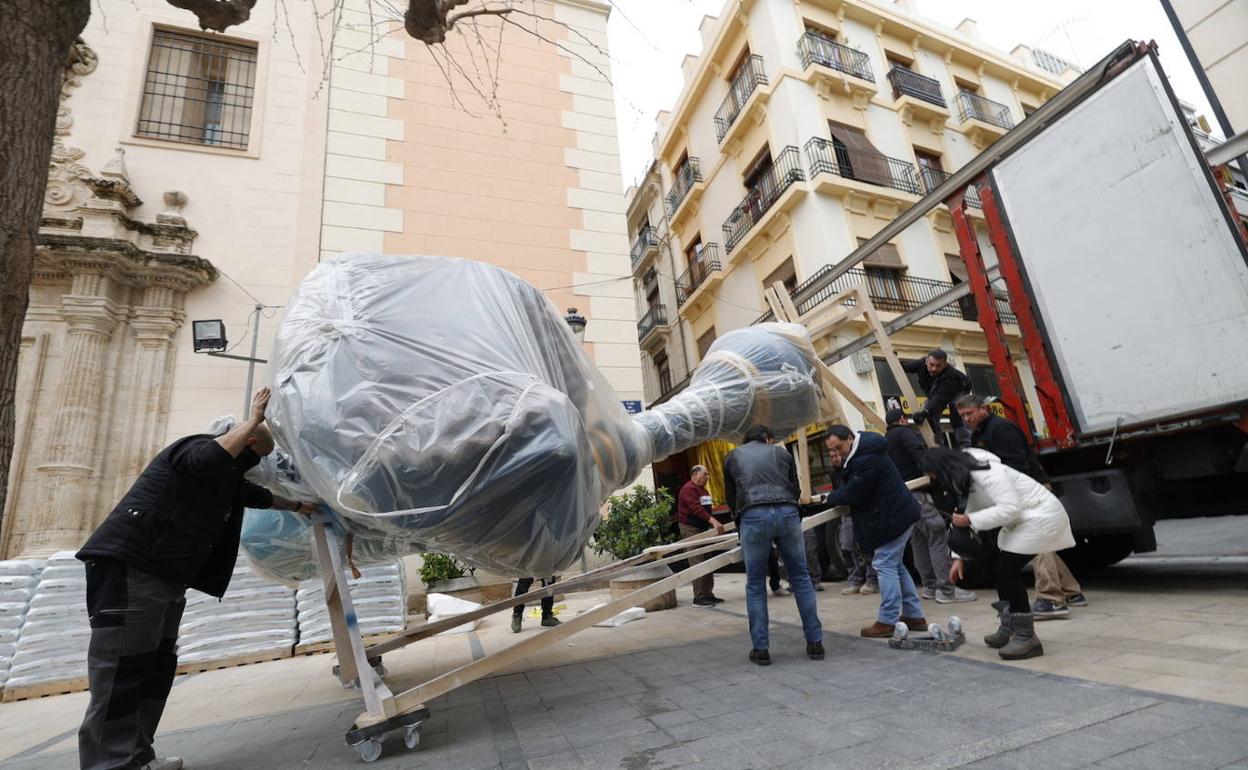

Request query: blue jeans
[
  {"left": 739, "top": 504, "right": 823, "bottom": 650},
  {"left": 871, "top": 524, "right": 924, "bottom": 624}
]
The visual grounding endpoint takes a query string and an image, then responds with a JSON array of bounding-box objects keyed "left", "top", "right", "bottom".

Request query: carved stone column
[
  {"left": 122, "top": 285, "right": 182, "bottom": 485},
  {"left": 26, "top": 271, "right": 121, "bottom": 554}
]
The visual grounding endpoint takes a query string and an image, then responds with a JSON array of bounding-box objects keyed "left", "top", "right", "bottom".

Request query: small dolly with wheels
[
  {"left": 345, "top": 706, "right": 431, "bottom": 762},
  {"left": 888, "top": 616, "right": 965, "bottom": 652}
]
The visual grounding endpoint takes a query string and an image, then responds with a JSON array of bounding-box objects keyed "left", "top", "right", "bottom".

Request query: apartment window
[
  {"left": 764, "top": 258, "right": 798, "bottom": 296},
  {"left": 855, "top": 237, "right": 906, "bottom": 311},
  {"left": 915, "top": 150, "right": 943, "bottom": 173},
  {"left": 954, "top": 77, "right": 979, "bottom": 94},
  {"left": 874, "top": 358, "right": 924, "bottom": 403},
  {"left": 886, "top": 53, "right": 913, "bottom": 71},
  {"left": 828, "top": 122, "right": 893, "bottom": 187},
  {"left": 966, "top": 364, "right": 1002, "bottom": 398},
  {"left": 697, "top": 328, "right": 717, "bottom": 359},
  {"left": 646, "top": 283, "right": 660, "bottom": 309},
  {"left": 728, "top": 46, "right": 753, "bottom": 83},
  {"left": 654, "top": 350, "right": 673, "bottom": 394},
  {"left": 804, "top": 20, "right": 838, "bottom": 42},
  {"left": 946, "top": 254, "right": 978, "bottom": 321},
  {"left": 136, "top": 28, "right": 258, "bottom": 150}
]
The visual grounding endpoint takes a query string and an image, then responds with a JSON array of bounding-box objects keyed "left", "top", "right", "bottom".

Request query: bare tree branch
[{"left": 166, "top": 0, "right": 258, "bottom": 32}]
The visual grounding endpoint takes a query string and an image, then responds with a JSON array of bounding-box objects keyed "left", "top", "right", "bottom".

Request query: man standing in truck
[
  {"left": 904, "top": 349, "right": 973, "bottom": 447},
  {"left": 956, "top": 395, "right": 1088, "bottom": 619}
]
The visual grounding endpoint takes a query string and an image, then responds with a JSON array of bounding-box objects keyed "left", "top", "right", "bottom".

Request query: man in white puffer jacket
[{"left": 920, "top": 448, "right": 1074, "bottom": 660}]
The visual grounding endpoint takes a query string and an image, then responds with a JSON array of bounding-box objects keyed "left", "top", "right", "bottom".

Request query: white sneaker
[
  {"left": 140, "top": 757, "right": 184, "bottom": 770},
  {"left": 841, "top": 584, "right": 862, "bottom": 595},
  {"left": 935, "top": 587, "right": 978, "bottom": 604},
  {"left": 859, "top": 584, "right": 879, "bottom": 595}
]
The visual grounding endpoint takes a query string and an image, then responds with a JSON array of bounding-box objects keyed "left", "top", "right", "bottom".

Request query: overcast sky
[{"left": 606, "top": 0, "right": 1219, "bottom": 190}]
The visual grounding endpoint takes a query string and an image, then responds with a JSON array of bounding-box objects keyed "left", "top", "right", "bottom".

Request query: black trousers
[
  {"left": 947, "top": 527, "right": 1030, "bottom": 614},
  {"left": 79, "top": 558, "right": 186, "bottom": 770},
  {"left": 513, "top": 577, "right": 555, "bottom": 618}
]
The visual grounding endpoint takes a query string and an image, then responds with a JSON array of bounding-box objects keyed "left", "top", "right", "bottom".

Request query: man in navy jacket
[{"left": 824, "top": 426, "right": 927, "bottom": 637}]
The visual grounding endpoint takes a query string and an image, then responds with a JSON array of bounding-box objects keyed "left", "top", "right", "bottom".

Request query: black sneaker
[
  {"left": 692, "top": 597, "right": 716, "bottom": 607},
  {"left": 769, "top": 581, "right": 782, "bottom": 594},
  {"left": 1066, "top": 593, "right": 1088, "bottom": 607},
  {"left": 749, "top": 649, "right": 771, "bottom": 666},
  {"left": 806, "top": 642, "right": 825, "bottom": 660},
  {"left": 540, "top": 616, "right": 561, "bottom": 627},
  {"left": 1032, "top": 598, "right": 1070, "bottom": 619},
  {"left": 708, "top": 595, "right": 725, "bottom": 604}
]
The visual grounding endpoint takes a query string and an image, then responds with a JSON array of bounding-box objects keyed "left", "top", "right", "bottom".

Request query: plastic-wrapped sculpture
[{"left": 242, "top": 253, "right": 821, "bottom": 580}]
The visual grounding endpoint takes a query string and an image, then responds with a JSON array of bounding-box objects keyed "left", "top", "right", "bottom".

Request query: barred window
[{"left": 136, "top": 28, "right": 258, "bottom": 150}]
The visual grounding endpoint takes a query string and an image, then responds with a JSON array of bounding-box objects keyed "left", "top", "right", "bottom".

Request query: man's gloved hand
[{"left": 912, "top": 409, "right": 929, "bottom": 424}]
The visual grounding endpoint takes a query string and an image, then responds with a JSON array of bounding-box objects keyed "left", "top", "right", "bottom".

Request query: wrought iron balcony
[
  {"left": 887, "top": 67, "right": 945, "bottom": 107},
  {"left": 798, "top": 32, "right": 874, "bottom": 82},
  {"left": 665, "top": 157, "right": 703, "bottom": 217},
  {"left": 676, "top": 244, "right": 723, "bottom": 306},
  {"left": 630, "top": 226, "right": 660, "bottom": 268},
  {"left": 637, "top": 304, "right": 669, "bottom": 342},
  {"left": 774, "top": 265, "right": 1016, "bottom": 324},
  {"left": 715, "top": 55, "right": 767, "bottom": 142},
  {"left": 918, "top": 166, "right": 982, "bottom": 208},
  {"left": 722, "top": 146, "right": 804, "bottom": 254},
  {"left": 955, "top": 91, "right": 1014, "bottom": 130},
  {"left": 806, "top": 138, "right": 921, "bottom": 196}
]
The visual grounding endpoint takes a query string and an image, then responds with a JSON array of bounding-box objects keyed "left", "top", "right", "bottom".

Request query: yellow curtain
[{"left": 693, "top": 439, "right": 736, "bottom": 506}]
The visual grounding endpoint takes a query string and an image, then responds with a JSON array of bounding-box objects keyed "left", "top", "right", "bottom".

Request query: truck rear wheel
[{"left": 1067, "top": 534, "right": 1135, "bottom": 571}]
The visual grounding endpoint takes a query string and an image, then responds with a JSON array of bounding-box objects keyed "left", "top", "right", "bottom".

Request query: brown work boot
[
  {"left": 900, "top": 616, "right": 928, "bottom": 632},
  {"left": 860, "top": 621, "right": 894, "bottom": 638}
]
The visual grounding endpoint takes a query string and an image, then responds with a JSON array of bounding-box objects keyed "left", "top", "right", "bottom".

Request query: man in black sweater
[
  {"left": 76, "top": 388, "right": 315, "bottom": 770},
  {"left": 903, "top": 349, "right": 973, "bottom": 447},
  {"left": 884, "top": 409, "right": 976, "bottom": 605},
  {"left": 956, "top": 394, "right": 1087, "bottom": 619}
]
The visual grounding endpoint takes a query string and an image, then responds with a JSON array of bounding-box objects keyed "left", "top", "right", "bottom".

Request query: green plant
[
  {"left": 591, "top": 485, "right": 676, "bottom": 560},
  {"left": 418, "top": 553, "right": 470, "bottom": 586}
]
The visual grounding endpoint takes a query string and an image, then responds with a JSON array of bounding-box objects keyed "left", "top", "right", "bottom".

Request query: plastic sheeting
[{"left": 244, "top": 253, "right": 821, "bottom": 580}]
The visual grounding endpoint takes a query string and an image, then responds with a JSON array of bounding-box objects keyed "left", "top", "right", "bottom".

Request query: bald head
[{"left": 248, "top": 423, "right": 275, "bottom": 457}]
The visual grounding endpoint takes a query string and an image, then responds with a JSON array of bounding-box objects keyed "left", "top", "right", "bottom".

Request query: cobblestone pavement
[{"left": 3, "top": 604, "right": 1246, "bottom": 770}]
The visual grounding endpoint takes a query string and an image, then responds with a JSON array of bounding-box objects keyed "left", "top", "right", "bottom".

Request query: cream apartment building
[
  {"left": 3, "top": 0, "right": 642, "bottom": 558},
  {"left": 626, "top": 0, "right": 1074, "bottom": 489}
]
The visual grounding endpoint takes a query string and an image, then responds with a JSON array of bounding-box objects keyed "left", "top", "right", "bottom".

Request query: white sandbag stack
[
  {"left": 0, "top": 559, "right": 45, "bottom": 688},
  {"left": 177, "top": 557, "right": 297, "bottom": 665},
  {"left": 296, "top": 561, "right": 406, "bottom": 645},
  {"left": 6, "top": 552, "right": 89, "bottom": 689}
]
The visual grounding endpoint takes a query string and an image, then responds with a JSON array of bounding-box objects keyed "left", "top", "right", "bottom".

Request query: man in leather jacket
[
  {"left": 76, "top": 388, "right": 314, "bottom": 770},
  {"left": 723, "top": 425, "right": 823, "bottom": 666}
]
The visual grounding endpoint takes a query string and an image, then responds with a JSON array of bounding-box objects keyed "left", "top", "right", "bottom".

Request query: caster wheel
[
  {"left": 893, "top": 621, "right": 909, "bottom": 641},
  {"left": 929, "top": 623, "right": 946, "bottom": 642},
  {"left": 354, "top": 737, "right": 383, "bottom": 763},
  {"left": 404, "top": 725, "right": 422, "bottom": 750},
  {"left": 947, "top": 616, "right": 962, "bottom": 636}
]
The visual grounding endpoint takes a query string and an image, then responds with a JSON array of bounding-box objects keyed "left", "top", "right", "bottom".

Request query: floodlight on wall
[{"left": 192, "top": 319, "right": 228, "bottom": 353}]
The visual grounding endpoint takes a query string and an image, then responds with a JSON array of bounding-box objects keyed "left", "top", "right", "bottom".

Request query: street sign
[{"left": 621, "top": 400, "right": 643, "bottom": 414}]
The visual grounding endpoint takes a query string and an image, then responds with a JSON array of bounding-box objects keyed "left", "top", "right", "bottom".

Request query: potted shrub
[{"left": 592, "top": 486, "right": 680, "bottom": 611}]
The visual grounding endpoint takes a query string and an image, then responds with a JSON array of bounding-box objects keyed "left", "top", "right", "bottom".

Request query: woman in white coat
[{"left": 919, "top": 447, "right": 1074, "bottom": 660}]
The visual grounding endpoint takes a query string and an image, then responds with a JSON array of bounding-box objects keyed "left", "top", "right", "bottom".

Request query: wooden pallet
[
  {"left": 294, "top": 631, "right": 398, "bottom": 658},
  {"left": 175, "top": 646, "right": 293, "bottom": 675},
  {"left": 1, "top": 675, "right": 89, "bottom": 702}
]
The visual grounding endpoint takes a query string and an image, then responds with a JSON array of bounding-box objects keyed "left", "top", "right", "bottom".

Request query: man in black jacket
[
  {"left": 903, "top": 349, "right": 973, "bottom": 447},
  {"left": 723, "top": 425, "right": 823, "bottom": 666},
  {"left": 824, "top": 425, "right": 926, "bottom": 638},
  {"left": 956, "top": 394, "right": 1087, "bottom": 619},
  {"left": 77, "top": 388, "right": 314, "bottom": 770},
  {"left": 884, "top": 410, "right": 976, "bottom": 605}
]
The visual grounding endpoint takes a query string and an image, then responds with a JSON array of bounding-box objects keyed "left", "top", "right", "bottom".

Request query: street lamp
[
  {"left": 192, "top": 303, "right": 267, "bottom": 414},
  {"left": 564, "top": 307, "right": 587, "bottom": 342}
]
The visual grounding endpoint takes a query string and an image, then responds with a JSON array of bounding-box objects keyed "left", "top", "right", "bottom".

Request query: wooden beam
[
  {"left": 855, "top": 288, "right": 937, "bottom": 447},
  {"left": 815, "top": 359, "right": 887, "bottom": 431},
  {"left": 796, "top": 430, "right": 812, "bottom": 503},
  {"left": 763, "top": 284, "right": 791, "bottom": 321}
]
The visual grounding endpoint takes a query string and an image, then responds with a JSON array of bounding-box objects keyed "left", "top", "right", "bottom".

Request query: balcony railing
[
  {"left": 955, "top": 91, "right": 1014, "bottom": 130},
  {"left": 762, "top": 265, "right": 1016, "bottom": 324},
  {"left": 887, "top": 67, "right": 945, "bottom": 107},
  {"left": 798, "top": 32, "right": 874, "bottom": 82},
  {"left": 806, "top": 137, "right": 921, "bottom": 196},
  {"left": 715, "top": 55, "right": 767, "bottom": 142},
  {"left": 637, "top": 304, "right": 669, "bottom": 341},
  {"left": 723, "top": 146, "right": 804, "bottom": 254},
  {"left": 918, "top": 166, "right": 982, "bottom": 208},
  {"left": 630, "top": 226, "right": 660, "bottom": 268},
  {"left": 665, "top": 157, "right": 703, "bottom": 217},
  {"left": 676, "top": 244, "right": 723, "bottom": 306}
]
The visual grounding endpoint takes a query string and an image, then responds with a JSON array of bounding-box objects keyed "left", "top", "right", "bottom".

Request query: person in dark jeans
[
  {"left": 903, "top": 349, "right": 973, "bottom": 447},
  {"left": 76, "top": 388, "right": 315, "bottom": 770},
  {"left": 920, "top": 448, "right": 1075, "bottom": 660},
  {"left": 724, "top": 425, "right": 823, "bottom": 666},
  {"left": 511, "top": 577, "right": 561, "bottom": 632}
]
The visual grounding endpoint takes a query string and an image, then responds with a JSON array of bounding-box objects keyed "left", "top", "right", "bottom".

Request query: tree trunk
[{"left": 0, "top": 0, "right": 92, "bottom": 540}]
